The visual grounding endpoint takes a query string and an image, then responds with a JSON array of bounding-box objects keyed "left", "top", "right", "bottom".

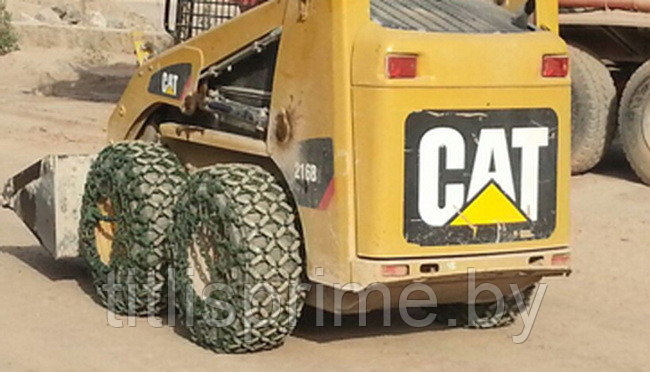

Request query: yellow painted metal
[
  {"left": 535, "top": 0, "right": 560, "bottom": 33},
  {"left": 131, "top": 30, "right": 154, "bottom": 66},
  {"left": 352, "top": 84, "right": 570, "bottom": 258},
  {"left": 107, "top": 0, "right": 287, "bottom": 141},
  {"left": 350, "top": 247, "right": 570, "bottom": 288},
  {"left": 350, "top": 20, "right": 569, "bottom": 258},
  {"left": 94, "top": 199, "right": 116, "bottom": 266},
  {"left": 352, "top": 22, "right": 568, "bottom": 88},
  {"left": 159, "top": 123, "right": 269, "bottom": 157},
  {"left": 106, "top": 0, "right": 570, "bottom": 287},
  {"left": 449, "top": 184, "right": 528, "bottom": 227},
  {"left": 266, "top": 0, "right": 369, "bottom": 284},
  {"left": 107, "top": 45, "right": 204, "bottom": 141}
]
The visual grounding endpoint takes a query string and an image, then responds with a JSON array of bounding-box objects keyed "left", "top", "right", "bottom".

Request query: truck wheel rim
[
  {"left": 187, "top": 224, "right": 218, "bottom": 299},
  {"left": 95, "top": 199, "right": 116, "bottom": 265}
]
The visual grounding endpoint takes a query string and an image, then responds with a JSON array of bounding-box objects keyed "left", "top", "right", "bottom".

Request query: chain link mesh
[
  {"left": 79, "top": 142, "right": 187, "bottom": 316},
  {"left": 172, "top": 163, "right": 306, "bottom": 353},
  {"left": 172, "top": 0, "right": 269, "bottom": 42}
]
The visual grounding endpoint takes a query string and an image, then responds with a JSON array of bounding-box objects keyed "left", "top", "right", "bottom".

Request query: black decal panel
[
  {"left": 404, "top": 109, "right": 558, "bottom": 246},
  {"left": 292, "top": 138, "right": 334, "bottom": 210},
  {"left": 148, "top": 63, "right": 192, "bottom": 99}
]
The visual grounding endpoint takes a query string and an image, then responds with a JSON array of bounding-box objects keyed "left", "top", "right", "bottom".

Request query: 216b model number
[{"left": 294, "top": 162, "right": 319, "bottom": 184}]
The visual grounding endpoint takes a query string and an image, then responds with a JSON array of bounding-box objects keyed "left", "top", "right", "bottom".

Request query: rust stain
[{"left": 275, "top": 96, "right": 302, "bottom": 146}]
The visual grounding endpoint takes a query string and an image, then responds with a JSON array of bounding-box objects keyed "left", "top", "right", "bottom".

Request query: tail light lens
[
  {"left": 551, "top": 253, "right": 571, "bottom": 266},
  {"left": 386, "top": 54, "right": 418, "bottom": 79},
  {"left": 542, "top": 55, "right": 569, "bottom": 78},
  {"left": 382, "top": 264, "right": 409, "bottom": 277}
]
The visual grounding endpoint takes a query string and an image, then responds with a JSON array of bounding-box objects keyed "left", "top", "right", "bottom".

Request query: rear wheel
[
  {"left": 430, "top": 286, "right": 535, "bottom": 329},
  {"left": 172, "top": 164, "right": 305, "bottom": 353},
  {"left": 569, "top": 45, "right": 618, "bottom": 174},
  {"left": 619, "top": 60, "right": 650, "bottom": 185},
  {"left": 79, "top": 142, "right": 187, "bottom": 315}
]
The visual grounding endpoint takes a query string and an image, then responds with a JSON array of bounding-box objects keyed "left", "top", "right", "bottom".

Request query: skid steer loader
[{"left": 2, "top": 0, "right": 571, "bottom": 353}]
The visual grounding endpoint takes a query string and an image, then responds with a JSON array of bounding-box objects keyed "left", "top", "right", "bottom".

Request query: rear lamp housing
[
  {"left": 386, "top": 54, "right": 418, "bottom": 79},
  {"left": 542, "top": 55, "right": 569, "bottom": 78},
  {"left": 382, "top": 264, "right": 410, "bottom": 277}
]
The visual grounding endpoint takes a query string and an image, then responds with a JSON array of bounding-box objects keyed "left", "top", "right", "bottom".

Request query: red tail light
[
  {"left": 542, "top": 55, "right": 569, "bottom": 78},
  {"left": 386, "top": 55, "right": 418, "bottom": 79},
  {"left": 551, "top": 253, "right": 571, "bottom": 266},
  {"left": 382, "top": 264, "right": 409, "bottom": 277}
]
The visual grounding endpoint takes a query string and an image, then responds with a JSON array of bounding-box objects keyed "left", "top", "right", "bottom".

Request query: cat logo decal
[
  {"left": 148, "top": 63, "right": 192, "bottom": 100},
  {"left": 404, "top": 109, "right": 558, "bottom": 246}
]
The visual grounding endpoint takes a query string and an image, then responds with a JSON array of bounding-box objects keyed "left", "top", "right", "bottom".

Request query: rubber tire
[
  {"left": 619, "top": 60, "right": 650, "bottom": 185},
  {"left": 79, "top": 141, "right": 187, "bottom": 316},
  {"left": 172, "top": 164, "right": 305, "bottom": 353},
  {"left": 431, "top": 286, "right": 535, "bottom": 329},
  {"left": 569, "top": 45, "right": 618, "bottom": 174}
]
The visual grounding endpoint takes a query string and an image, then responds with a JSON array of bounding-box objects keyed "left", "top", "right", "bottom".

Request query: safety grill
[{"left": 165, "top": 0, "right": 268, "bottom": 42}]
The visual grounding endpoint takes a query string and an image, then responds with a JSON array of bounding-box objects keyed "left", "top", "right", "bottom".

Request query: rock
[
  {"left": 85, "top": 11, "right": 108, "bottom": 28},
  {"left": 50, "top": 6, "right": 66, "bottom": 18},
  {"left": 63, "top": 9, "right": 83, "bottom": 25},
  {"left": 52, "top": 4, "right": 83, "bottom": 25},
  {"left": 34, "top": 8, "right": 63, "bottom": 24}
]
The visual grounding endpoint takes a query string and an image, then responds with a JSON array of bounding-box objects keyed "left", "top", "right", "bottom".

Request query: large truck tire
[
  {"left": 569, "top": 45, "right": 618, "bottom": 174},
  {"left": 431, "top": 286, "right": 535, "bottom": 329},
  {"left": 619, "top": 60, "right": 650, "bottom": 185},
  {"left": 172, "top": 164, "right": 305, "bottom": 353},
  {"left": 79, "top": 142, "right": 187, "bottom": 315}
]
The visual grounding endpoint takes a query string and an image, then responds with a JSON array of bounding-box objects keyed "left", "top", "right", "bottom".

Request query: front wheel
[
  {"left": 79, "top": 141, "right": 187, "bottom": 315},
  {"left": 171, "top": 164, "right": 306, "bottom": 353}
]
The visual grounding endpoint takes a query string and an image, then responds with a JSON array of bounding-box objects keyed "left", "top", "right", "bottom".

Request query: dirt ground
[
  {"left": 0, "top": 47, "right": 648, "bottom": 371},
  {"left": 7, "top": 0, "right": 161, "bottom": 31}
]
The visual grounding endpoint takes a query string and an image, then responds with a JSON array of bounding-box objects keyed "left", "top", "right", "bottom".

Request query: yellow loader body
[{"left": 102, "top": 0, "right": 570, "bottom": 307}]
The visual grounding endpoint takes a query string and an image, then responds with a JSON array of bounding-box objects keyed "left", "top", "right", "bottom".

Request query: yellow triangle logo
[
  {"left": 165, "top": 86, "right": 176, "bottom": 95},
  {"left": 450, "top": 183, "right": 528, "bottom": 226}
]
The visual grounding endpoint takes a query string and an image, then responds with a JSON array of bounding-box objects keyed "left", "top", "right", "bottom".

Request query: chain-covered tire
[
  {"left": 429, "top": 286, "right": 535, "bottom": 329},
  {"left": 620, "top": 60, "right": 650, "bottom": 185},
  {"left": 569, "top": 45, "right": 618, "bottom": 174},
  {"left": 172, "top": 164, "right": 305, "bottom": 353},
  {"left": 79, "top": 141, "right": 187, "bottom": 316}
]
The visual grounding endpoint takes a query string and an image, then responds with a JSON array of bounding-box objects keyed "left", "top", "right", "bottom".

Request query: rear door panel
[{"left": 352, "top": 86, "right": 570, "bottom": 258}]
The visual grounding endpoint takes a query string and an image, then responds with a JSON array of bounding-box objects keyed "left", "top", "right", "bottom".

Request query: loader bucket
[{"left": 1, "top": 155, "right": 95, "bottom": 259}]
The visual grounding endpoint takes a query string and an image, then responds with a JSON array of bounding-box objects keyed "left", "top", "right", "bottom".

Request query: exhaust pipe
[{"left": 559, "top": 0, "right": 650, "bottom": 12}]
